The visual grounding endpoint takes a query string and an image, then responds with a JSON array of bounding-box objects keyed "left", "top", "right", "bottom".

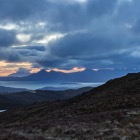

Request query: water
[
  {"left": 0, "top": 110, "right": 6, "bottom": 113},
  {"left": 0, "top": 81, "right": 103, "bottom": 90}
]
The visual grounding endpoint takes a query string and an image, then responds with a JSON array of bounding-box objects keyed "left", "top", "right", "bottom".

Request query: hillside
[
  {"left": 0, "top": 73, "right": 140, "bottom": 139},
  {"left": 0, "top": 86, "right": 28, "bottom": 93},
  {"left": 0, "top": 87, "right": 92, "bottom": 110}
]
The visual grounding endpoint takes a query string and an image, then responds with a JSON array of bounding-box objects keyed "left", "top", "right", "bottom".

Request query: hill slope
[
  {"left": 0, "top": 73, "right": 140, "bottom": 139},
  {"left": 0, "top": 86, "right": 28, "bottom": 93},
  {"left": 0, "top": 87, "right": 92, "bottom": 110}
]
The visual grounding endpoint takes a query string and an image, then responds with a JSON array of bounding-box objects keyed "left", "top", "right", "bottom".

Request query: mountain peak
[
  {"left": 83, "top": 68, "right": 93, "bottom": 72},
  {"left": 49, "top": 70, "right": 57, "bottom": 73},
  {"left": 33, "top": 69, "right": 48, "bottom": 76},
  {"left": 8, "top": 67, "right": 30, "bottom": 77},
  {"left": 38, "top": 69, "right": 47, "bottom": 73}
]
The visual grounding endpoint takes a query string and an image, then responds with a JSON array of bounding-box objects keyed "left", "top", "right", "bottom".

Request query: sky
[{"left": 0, "top": 0, "right": 140, "bottom": 76}]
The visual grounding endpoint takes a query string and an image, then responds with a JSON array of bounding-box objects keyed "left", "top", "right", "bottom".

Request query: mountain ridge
[
  {"left": 0, "top": 87, "right": 92, "bottom": 110},
  {"left": 0, "top": 68, "right": 140, "bottom": 82},
  {"left": 0, "top": 86, "right": 28, "bottom": 93}
]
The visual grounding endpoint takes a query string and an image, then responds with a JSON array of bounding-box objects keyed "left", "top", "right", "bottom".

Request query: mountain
[
  {"left": 0, "top": 94, "right": 25, "bottom": 109},
  {"left": 38, "top": 85, "right": 93, "bottom": 91},
  {"left": 0, "top": 73, "right": 139, "bottom": 139},
  {"left": 0, "top": 68, "right": 140, "bottom": 82},
  {"left": 8, "top": 67, "right": 31, "bottom": 77},
  {"left": 0, "top": 86, "right": 28, "bottom": 93},
  {"left": 39, "top": 86, "right": 69, "bottom": 91},
  {"left": 0, "top": 87, "right": 92, "bottom": 110},
  {"left": 20, "top": 68, "right": 136, "bottom": 82}
]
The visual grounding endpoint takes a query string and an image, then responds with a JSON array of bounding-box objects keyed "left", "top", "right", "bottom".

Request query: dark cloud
[
  {"left": 0, "top": 0, "right": 48, "bottom": 21},
  {"left": 131, "top": 19, "right": 140, "bottom": 34},
  {"left": 0, "top": 0, "right": 118, "bottom": 31},
  {"left": 36, "top": 28, "right": 140, "bottom": 69},
  {"left": 0, "top": 0, "right": 140, "bottom": 69},
  {"left": 15, "top": 46, "right": 45, "bottom": 52},
  {"left": 48, "top": 33, "right": 120, "bottom": 58},
  {"left": 87, "top": 0, "right": 117, "bottom": 17},
  {"left": 0, "top": 29, "right": 17, "bottom": 47},
  {"left": 45, "top": 0, "right": 118, "bottom": 32},
  {"left": 0, "top": 49, "right": 21, "bottom": 62}
]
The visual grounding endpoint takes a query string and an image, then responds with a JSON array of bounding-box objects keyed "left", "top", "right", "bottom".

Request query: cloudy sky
[{"left": 0, "top": 0, "right": 140, "bottom": 76}]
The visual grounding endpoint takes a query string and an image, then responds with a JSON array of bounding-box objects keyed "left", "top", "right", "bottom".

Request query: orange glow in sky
[
  {"left": 30, "top": 68, "right": 40, "bottom": 73},
  {"left": 0, "top": 61, "right": 40, "bottom": 76},
  {"left": 51, "top": 67, "right": 86, "bottom": 73},
  {"left": 0, "top": 61, "right": 86, "bottom": 76}
]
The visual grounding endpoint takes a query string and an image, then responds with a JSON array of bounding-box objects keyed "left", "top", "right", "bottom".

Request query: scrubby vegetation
[{"left": 0, "top": 73, "right": 140, "bottom": 139}]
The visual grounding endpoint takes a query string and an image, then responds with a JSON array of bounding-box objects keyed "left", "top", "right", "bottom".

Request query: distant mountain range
[
  {"left": 38, "top": 86, "right": 71, "bottom": 91},
  {"left": 0, "top": 68, "right": 140, "bottom": 82},
  {"left": 0, "top": 87, "right": 92, "bottom": 110},
  {"left": 0, "top": 86, "right": 28, "bottom": 93}
]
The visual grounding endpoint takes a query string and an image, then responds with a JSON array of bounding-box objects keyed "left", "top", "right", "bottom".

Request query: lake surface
[
  {"left": 0, "top": 81, "right": 104, "bottom": 90},
  {"left": 0, "top": 110, "right": 6, "bottom": 113}
]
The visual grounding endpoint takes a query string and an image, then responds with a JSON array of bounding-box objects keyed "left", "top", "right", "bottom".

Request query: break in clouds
[{"left": 0, "top": 0, "right": 140, "bottom": 69}]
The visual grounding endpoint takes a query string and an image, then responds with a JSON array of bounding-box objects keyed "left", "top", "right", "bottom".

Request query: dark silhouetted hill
[
  {"left": 0, "top": 86, "right": 28, "bottom": 93},
  {"left": 0, "top": 87, "right": 92, "bottom": 110}
]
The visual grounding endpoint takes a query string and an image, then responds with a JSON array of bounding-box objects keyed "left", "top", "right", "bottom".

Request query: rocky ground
[{"left": 0, "top": 108, "right": 140, "bottom": 140}]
